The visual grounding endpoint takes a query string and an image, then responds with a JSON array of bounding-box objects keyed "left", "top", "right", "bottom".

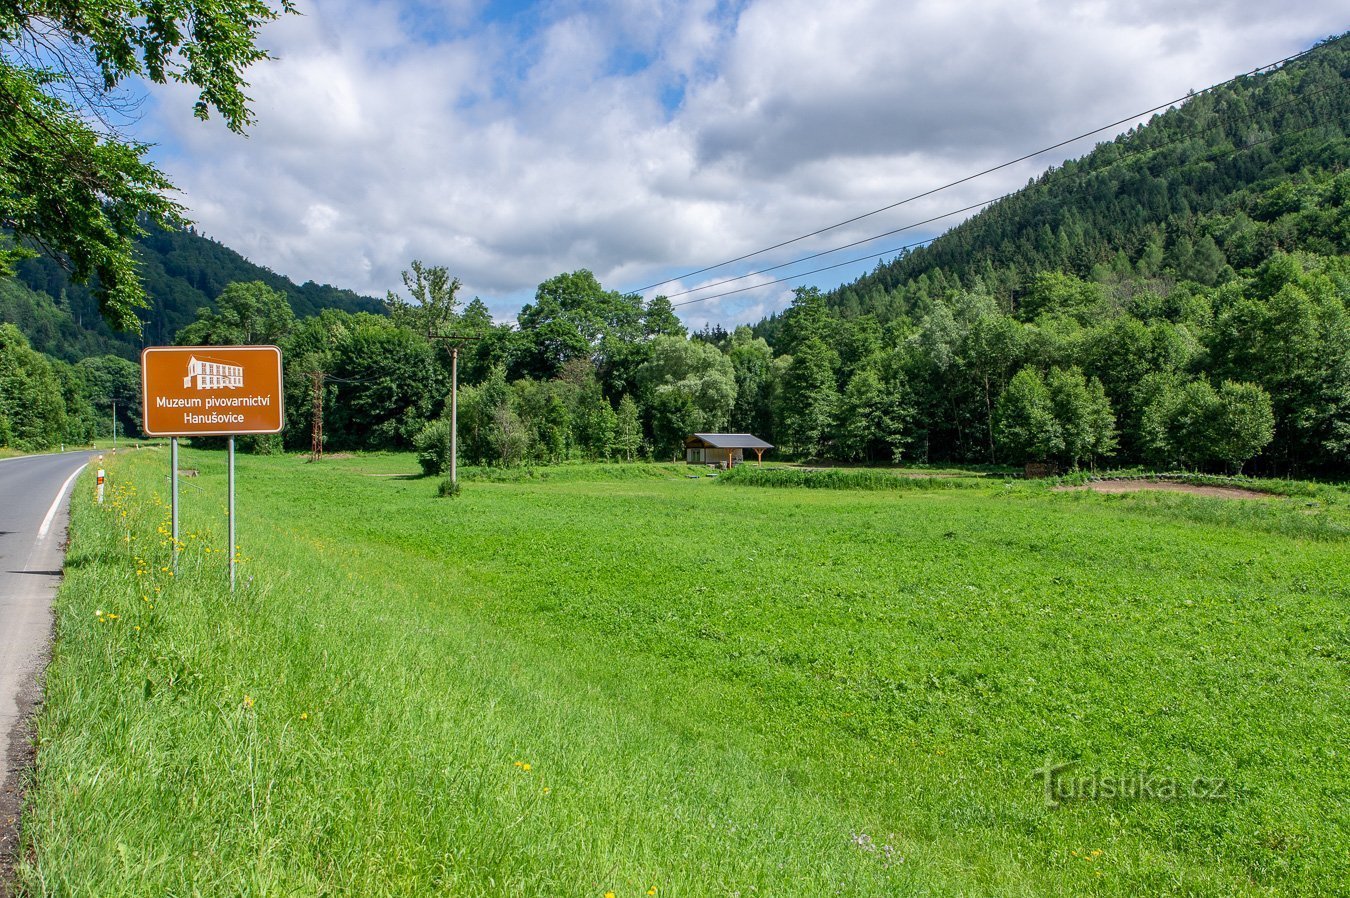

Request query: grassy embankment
[{"left": 18, "top": 450, "right": 1348, "bottom": 896}]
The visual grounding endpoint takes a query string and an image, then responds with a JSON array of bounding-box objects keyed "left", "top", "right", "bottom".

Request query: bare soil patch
[{"left": 1056, "top": 479, "right": 1275, "bottom": 500}]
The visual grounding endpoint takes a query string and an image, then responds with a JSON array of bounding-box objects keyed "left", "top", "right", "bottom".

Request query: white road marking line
[{"left": 38, "top": 464, "right": 88, "bottom": 540}]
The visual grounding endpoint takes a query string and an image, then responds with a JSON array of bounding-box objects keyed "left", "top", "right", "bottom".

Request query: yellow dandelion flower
[
  {"left": 242, "top": 695, "right": 254, "bottom": 709},
  {"left": 605, "top": 892, "right": 615, "bottom": 898},
  {"left": 649, "top": 889, "right": 657, "bottom": 896},
  {"left": 300, "top": 712, "right": 309, "bottom": 720},
  {"left": 521, "top": 763, "right": 531, "bottom": 772}
]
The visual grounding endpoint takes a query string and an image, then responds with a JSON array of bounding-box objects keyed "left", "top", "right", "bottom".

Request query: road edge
[
  {"left": 0, "top": 611, "right": 52, "bottom": 898},
  {"left": 0, "top": 463, "right": 88, "bottom": 898}
]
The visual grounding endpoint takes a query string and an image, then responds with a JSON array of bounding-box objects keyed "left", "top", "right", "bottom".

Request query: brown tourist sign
[{"left": 140, "top": 345, "right": 285, "bottom": 436}]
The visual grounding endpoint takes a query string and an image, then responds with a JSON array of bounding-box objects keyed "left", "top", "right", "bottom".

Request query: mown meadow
[{"left": 17, "top": 450, "right": 1348, "bottom": 896}]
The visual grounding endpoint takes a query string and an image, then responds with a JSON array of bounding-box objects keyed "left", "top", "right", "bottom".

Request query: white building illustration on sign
[{"left": 183, "top": 356, "right": 244, "bottom": 390}]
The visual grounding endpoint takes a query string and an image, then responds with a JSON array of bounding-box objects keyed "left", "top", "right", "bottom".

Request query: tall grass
[{"left": 719, "top": 464, "right": 993, "bottom": 491}]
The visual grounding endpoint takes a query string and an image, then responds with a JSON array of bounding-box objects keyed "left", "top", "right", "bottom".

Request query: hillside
[
  {"left": 771, "top": 34, "right": 1349, "bottom": 328},
  {"left": 1, "top": 225, "right": 382, "bottom": 361}
]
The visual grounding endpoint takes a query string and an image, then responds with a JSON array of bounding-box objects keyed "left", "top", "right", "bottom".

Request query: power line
[
  {"left": 670, "top": 238, "right": 937, "bottom": 308},
  {"left": 669, "top": 116, "right": 1337, "bottom": 310},
  {"left": 665, "top": 79, "right": 1343, "bottom": 305},
  {"left": 662, "top": 198, "right": 994, "bottom": 299},
  {"left": 629, "top": 36, "right": 1345, "bottom": 295}
]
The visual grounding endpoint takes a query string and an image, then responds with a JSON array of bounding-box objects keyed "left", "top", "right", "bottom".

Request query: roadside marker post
[
  {"left": 96, "top": 468, "right": 105, "bottom": 504},
  {"left": 140, "top": 346, "right": 284, "bottom": 591}
]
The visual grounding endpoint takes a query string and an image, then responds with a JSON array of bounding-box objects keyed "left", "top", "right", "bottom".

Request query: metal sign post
[
  {"left": 227, "top": 436, "right": 236, "bottom": 591},
  {"left": 140, "top": 345, "right": 284, "bottom": 593},
  {"left": 170, "top": 437, "right": 180, "bottom": 573}
]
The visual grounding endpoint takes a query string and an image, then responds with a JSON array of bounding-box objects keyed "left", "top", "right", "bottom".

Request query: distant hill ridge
[
  {"left": 1, "top": 225, "right": 383, "bottom": 361},
  {"left": 752, "top": 33, "right": 1348, "bottom": 334}
]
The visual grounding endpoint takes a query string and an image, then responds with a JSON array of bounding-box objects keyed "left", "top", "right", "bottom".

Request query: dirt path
[{"left": 1055, "top": 479, "right": 1275, "bottom": 499}]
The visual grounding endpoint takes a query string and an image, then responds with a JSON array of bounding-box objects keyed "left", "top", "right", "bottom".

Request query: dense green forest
[
  {"left": 1, "top": 226, "right": 382, "bottom": 361},
  {"left": 2, "top": 36, "right": 1346, "bottom": 475}
]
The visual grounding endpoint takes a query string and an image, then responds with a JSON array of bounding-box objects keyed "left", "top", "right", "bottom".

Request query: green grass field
[{"left": 18, "top": 450, "right": 1348, "bottom": 896}]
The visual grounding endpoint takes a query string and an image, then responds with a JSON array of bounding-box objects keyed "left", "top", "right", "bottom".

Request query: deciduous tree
[{"left": 1, "top": 0, "right": 295, "bottom": 329}]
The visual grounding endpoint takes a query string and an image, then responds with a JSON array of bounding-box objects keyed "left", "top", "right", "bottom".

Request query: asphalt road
[{"left": 0, "top": 449, "right": 99, "bottom": 868}]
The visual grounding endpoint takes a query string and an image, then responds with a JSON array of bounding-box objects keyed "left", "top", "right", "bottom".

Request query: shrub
[
  {"left": 437, "top": 477, "right": 461, "bottom": 498},
  {"left": 414, "top": 419, "right": 455, "bottom": 476}
]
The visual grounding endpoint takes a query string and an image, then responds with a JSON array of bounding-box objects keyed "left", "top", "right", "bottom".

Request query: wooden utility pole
[
  {"left": 427, "top": 334, "right": 480, "bottom": 484},
  {"left": 450, "top": 345, "right": 459, "bottom": 485}
]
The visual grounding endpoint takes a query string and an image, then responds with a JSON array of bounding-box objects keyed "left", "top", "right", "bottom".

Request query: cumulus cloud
[{"left": 137, "top": 0, "right": 1345, "bottom": 325}]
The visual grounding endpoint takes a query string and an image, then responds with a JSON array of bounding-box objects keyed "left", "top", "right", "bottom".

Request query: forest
[{"left": 2, "top": 35, "right": 1347, "bottom": 476}]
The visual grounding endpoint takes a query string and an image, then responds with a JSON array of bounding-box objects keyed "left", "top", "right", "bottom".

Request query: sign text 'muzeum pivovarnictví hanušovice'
[{"left": 154, "top": 393, "right": 275, "bottom": 427}]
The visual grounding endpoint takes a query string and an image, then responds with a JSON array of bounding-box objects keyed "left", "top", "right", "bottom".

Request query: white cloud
[{"left": 139, "top": 0, "right": 1345, "bottom": 326}]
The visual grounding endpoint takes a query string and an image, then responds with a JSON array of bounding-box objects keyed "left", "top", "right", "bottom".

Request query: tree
[
  {"left": 614, "top": 394, "right": 642, "bottom": 461},
  {"left": 728, "top": 327, "right": 775, "bottom": 437},
  {"left": 458, "top": 366, "right": 509, "bottom": 465},
  {"left": 75, "top": 354, "right": 141, "bottom": 438},
  {"left": 643, "top": 296, "right": 685, "bottom": 339},
  {"left": 176, "top": 280, "right": 295, "bottom": 345},
  {"left": 384, "top": 261, "right": 462, "bottom": 335},
  {"left": 777, "top": 338, "right": 839, "bottom": 458},
  {"left": 0, "top": 323, "right": 64, "bottom": 449},
  {"left": 514, "top": 270, "right": 643, "bottom": 381},
  {"left": 647, "top": 388, "right": 700, "bottom": 460},
  {"left": 1017, "top": 271, "right": 1102, "bottom": 321},
  {"left": 1210, "top": 381, "right": 1275, "bottom": 473},
  {"left": 1206, "top": 253, "right": 1350, "bottom": 471},
  {"left": 1046, "top": 367, "right": 1117, "bottom": 470},
  {"left": 1140, "top": 377, "right": 1275, "bottom": 472},
  {"left": 538, "top": 392, "right": 573, "bottom": 462},
  {"left": 994, "top": 367, "right": 1062, "bottom": 464},
  {"left": 636, "top": 336, "right": 737, "bottom": 448},
  {"left": 779, "top": 286, "right": 837, "bottom": 355},
  {"left": 326, "top": 322, "right": 446, "bottom": 450},
  {"left": 836, "top": 362, "right": 912, "bottom": 463},
  {"left": 492, "top": 403, "right": 529, "bottom": 466},
  {"left": 1, "top": 0, "right": 295, "bottom": 329},
  {"left": 956, "top": 303, "right": 1025, "bottom": 461}
]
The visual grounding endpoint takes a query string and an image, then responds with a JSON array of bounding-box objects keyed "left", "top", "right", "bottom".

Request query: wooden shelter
[{"left": 684, "top": 433, "right": 773, "bottom": 467}]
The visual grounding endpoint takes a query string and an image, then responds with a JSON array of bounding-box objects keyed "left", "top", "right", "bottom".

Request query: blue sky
[{"left": 137, "top": 0, "right": 1344, "bottom": 329}]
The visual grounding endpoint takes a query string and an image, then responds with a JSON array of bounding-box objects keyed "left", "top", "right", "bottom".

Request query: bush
[
  {"left": 437, "top": 477, "right": 461, "bottom": 498},
  {"left": 414, "top": 419, "right": 455, "bottom": 476}
]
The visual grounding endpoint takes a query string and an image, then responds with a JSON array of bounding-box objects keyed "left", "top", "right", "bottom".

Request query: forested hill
[
  {"left": 797, "top": 33, "right": 1348, "bottom": 326},
  {"left": 0, "top": 225, "right": 382, "bottom": 361}
]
